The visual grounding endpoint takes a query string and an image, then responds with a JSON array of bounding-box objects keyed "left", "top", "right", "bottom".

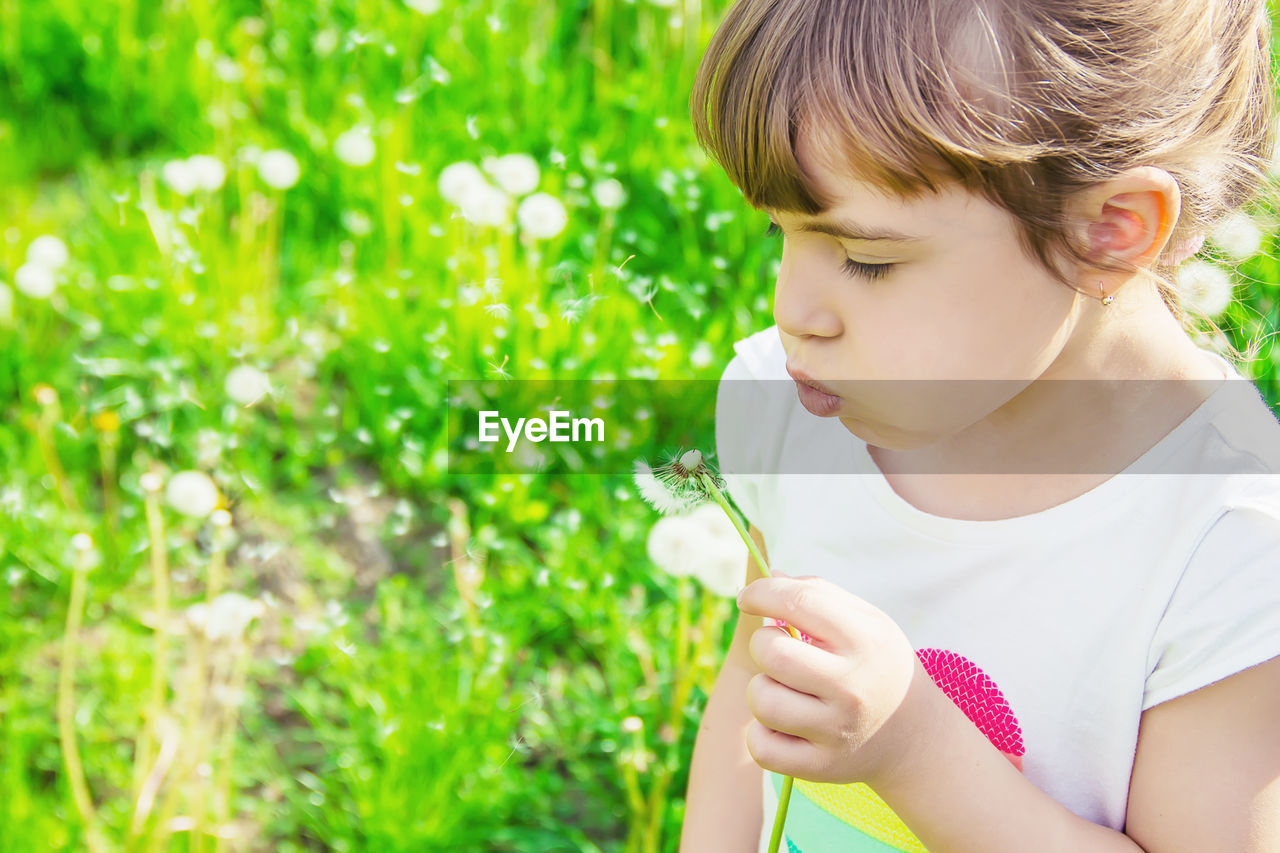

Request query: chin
[{"left": 837, "top": 416, "right": 940, "bottom": 451}]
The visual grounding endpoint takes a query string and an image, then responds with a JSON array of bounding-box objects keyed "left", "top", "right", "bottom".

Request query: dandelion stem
[
  {"left": 699, "top": 473, "right": 771, "bottom": 579},
  {"left": 696, "top": 471, "right": 800, "bottom": 853},
  {"left": 132, "top": 482, "right": 171, "bottom": 837},
  {"left": 58, "top": 556, "right": 104, "bottom": 853}
]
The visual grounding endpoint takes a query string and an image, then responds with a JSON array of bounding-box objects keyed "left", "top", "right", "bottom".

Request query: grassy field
[{"left": 2, "top": 1, "right": 1279, "bottom": 851}]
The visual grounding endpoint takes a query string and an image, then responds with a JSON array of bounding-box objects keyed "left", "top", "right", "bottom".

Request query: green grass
[{"left": 1, "top": 1, "right": 1279, "bottom": 851}]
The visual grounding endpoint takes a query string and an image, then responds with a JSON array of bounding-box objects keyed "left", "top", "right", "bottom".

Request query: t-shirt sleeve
[
  {"left": 715, "top": 353, "right": 767, "bottom": 534},
  {"left": 1143, "top": 502, "right": 1280, "bottom": 711}
]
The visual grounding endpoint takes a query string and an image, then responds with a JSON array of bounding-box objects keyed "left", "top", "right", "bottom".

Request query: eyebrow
[{"left": 766, "top": 211, "right": 925, "bottom": 244}]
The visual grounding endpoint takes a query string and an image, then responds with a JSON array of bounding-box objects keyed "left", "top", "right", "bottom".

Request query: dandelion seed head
[
  {"left": 404, "top": 0, "right": 442, "bottom": 13},
  {"left": 484, "top": 153, "right": 540, "bottom": 196},
  {"left": 1209, "top": 211, "right": 1263, "bottom": 261},
  {"left": 334, "top": 127, "right": 377, "bottom": 167},
  {"left": 187, "top": 155, "right": 227, "bottom": 192},
  {"left": 460, "top": 183, "right": 512, "bottom": 227},
  {"left": 162, "top": 158, "right": 200, "bottom": 196},
  {"left": 26, "top": 235, "right": 69, "bottom": 270},
  {"left": 592, "top": 177, "right": 627, "bottom": 210},
  {"left": 15, "top": 263, "right": 56, "bottom": 299},
  {"left": 140, "top": 471, "right": 164, "bottom": 493},
  {"left": 165, "top": 470, "right": 221, "bottom": 518},
  {"left": 621, "top": 715, "right": 644, "bottom": 733},
  {"left": 516, "top": 193, "right": 568, "bottom": 240},
  {"left": 258, "top": 149, "right": 301, "bottom": 190},
  {"left": 32, "top": 384, "right": 58, "bottom": 406},
  {"left": 1177, "top": 259, "right": 1235, "bottom": 318},
  {"left": 225, "top": 364, "right": 272, "bottom": 406},
  {"left": 438, "top": 161, "right": 488, "bottom": 207}
]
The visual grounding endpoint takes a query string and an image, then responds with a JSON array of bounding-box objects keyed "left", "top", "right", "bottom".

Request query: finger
[
  {"left": 745, "top": 719, "right": 827, "bottom": 780},
  {"left": 738, "top": 576, "right": 873, "bottom": 649},
  {"left": 745, "top": 672, "right": 832, "bottom": 743},
  {"left": 748, "top": 624, "right": 843, "bottom": 698}
]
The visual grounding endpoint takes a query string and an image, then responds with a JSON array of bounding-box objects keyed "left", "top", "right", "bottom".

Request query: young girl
[{"left": 682, "top": 1, "right": 1280, "bottom": 851}]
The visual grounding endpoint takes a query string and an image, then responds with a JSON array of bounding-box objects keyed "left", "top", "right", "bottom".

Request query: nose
[{"left": 773, "top": 253, "right": 842, "bottom": 340}]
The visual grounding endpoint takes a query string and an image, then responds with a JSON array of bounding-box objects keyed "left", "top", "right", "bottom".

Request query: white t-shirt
[{"left": 713, "top": 325, "right": 1280, "bottom": 853}]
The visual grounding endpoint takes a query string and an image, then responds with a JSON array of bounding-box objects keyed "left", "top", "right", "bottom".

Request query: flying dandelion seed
[
  {"left": 258, "top": 149, "right": 301, "bottom": 190},
  {"left": 487, "top": 355, "right": 512, "bottom": 380},
  {"left": 483, "top": 302, "right": 511, "bottom": 319}
]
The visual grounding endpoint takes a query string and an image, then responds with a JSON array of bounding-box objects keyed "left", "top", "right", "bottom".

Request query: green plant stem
[
  {"left": 699, "top": 472, "right": 799, "bottom": 853},
  {"left": 131, "top": 489, "right": 171, "bottom": 841},
  {"left": 58, "top": 561, "right": 104, "bottom": 853}
]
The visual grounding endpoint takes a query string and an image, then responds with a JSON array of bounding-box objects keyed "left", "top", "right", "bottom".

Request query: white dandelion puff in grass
[
  {"left": 1209, "top": 211, "right": 1264, "bottom": 261},
  {"left": 26, "top": 235, "right": 69, "bottom": 270},
  {"left": 187, "top": 155, "right": 227, "bottom": 192},
  {"left": 225, "top": 364, "right": 272, "bottom": 406},
  {"left": 460, "top": 183, "right": 512, "bottom": 227},
  {"left": 483, "top": 302, "right": 512, "bottom": 319},
  {"left": 165, "top": 470, "right": 221, "bottom": 518},
  {"left": 334, "top": 127, "right": 377, "bottom": 168},
  {"left": 438, "top": 161, "right": 488, "bottom": 206},
  {"left": 592, "top": 177, "right": 627, "bottom": 210},
  {"left": 645, "top": 504, "right": 747, "bottom": 597},
  {"left": 186, "top": 592, "right": 265, "bottom": 642},
  {"left": 1177, "top": 259, "right": 1235, "bottom": 318},
  {"left": 516, "top": 193, "right": 568, "bottom": 240},
  {"left": 14, "top": 263, "right": 56, "bottom": 299},
  {"left": 484, "top": 153, "right": 540, "bottom": 197},
  {"left": 258, "top": 149, "right": 301, "bottom": 190},
  {"left": 162, "top": 158, "right": 200, "bottom": 196}
]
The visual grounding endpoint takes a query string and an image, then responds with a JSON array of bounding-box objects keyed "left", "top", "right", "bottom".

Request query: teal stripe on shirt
[{"left": 769, "top": 772, "right": 911, "bottom": 853}]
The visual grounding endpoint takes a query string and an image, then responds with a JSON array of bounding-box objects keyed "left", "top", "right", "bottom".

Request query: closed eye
[{"left": 765, "top": 221, "right": 895, "bottom": 282}]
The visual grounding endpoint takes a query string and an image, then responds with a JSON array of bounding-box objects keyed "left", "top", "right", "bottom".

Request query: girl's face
[{"left": 768, "top": 133, "right": 1089, "bottom": 451}]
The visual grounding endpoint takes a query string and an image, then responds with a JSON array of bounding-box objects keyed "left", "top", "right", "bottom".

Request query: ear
[{"left": 1070, "top": 166, "right": 1181, "bottom": 298}]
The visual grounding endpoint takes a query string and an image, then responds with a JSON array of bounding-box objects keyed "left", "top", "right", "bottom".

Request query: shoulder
[{"left": 1199, "top": 370, "right": 1280, "bottom": 475}]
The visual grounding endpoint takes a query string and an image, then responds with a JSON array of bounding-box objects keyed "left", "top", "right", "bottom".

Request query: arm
[
  {"left": 871, "top": 653, "right": 1280, "bottom": 853},
  {"left": 865, "top": 662, "right": 1148, "bottom": 852},
  {"left": 679, "top": 523, "right": 769, "bottom": 853}
]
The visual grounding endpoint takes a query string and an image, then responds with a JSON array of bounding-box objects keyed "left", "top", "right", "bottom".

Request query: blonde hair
[{"left": 690, "top": 0, "right": 1278, "bottom": 369}]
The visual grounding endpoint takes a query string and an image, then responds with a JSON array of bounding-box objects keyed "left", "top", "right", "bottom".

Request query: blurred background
[{"left": 1, "top": 1, "right": 1278, "bottom": 851}]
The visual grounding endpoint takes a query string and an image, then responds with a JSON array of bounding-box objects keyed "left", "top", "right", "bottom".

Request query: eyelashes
[{"left": 764, "top": 222, "right": 894, "bottom": 282}]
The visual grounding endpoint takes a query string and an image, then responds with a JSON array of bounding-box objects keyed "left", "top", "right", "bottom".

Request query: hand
[{"left": 735, "top": 574, "right": 939, "bottom": 787}]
